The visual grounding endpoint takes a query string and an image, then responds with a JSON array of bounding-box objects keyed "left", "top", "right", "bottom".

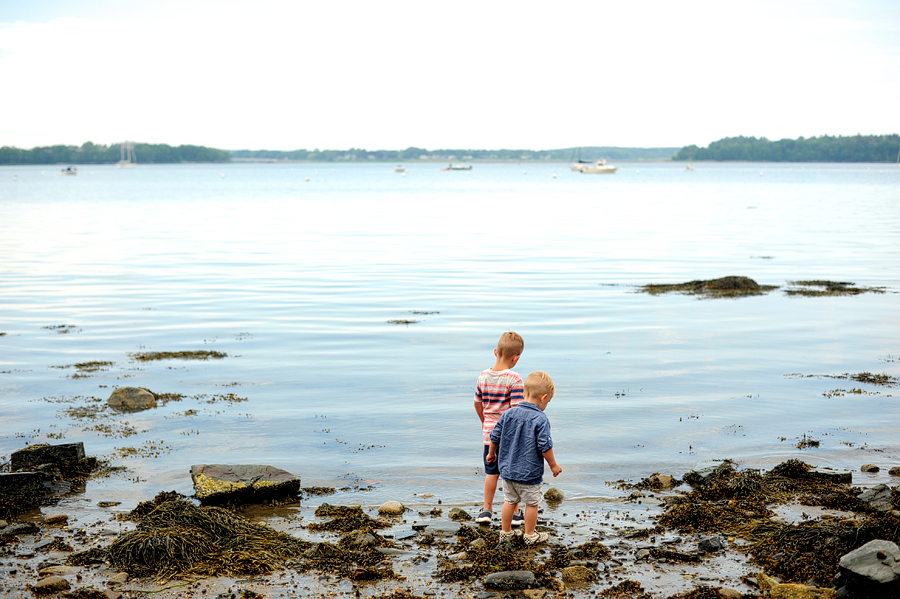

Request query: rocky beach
[{"left": 4, "top": 438, "right": 900, "bottom": 599}]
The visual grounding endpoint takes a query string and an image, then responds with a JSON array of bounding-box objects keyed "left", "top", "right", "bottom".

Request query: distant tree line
[
  {"left": 0, "top": 142, "right": 230, "bottom": 165},
  {"left": 229, "top": 146, "right": 679, "bottom": 162},
  {"left": 675, "top": 134, "right": 900, "bottom": 162}
]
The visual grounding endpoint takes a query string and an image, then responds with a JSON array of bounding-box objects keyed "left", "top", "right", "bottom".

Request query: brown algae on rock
[
  {"left": 785, "top": 280, "right": 885, "bottom": 296},
  {"left": 639, "top": 276, "right": 778, "bottom": 299},
  {"left": 129, "top": 350, "right": 227, "bottom": 362}
]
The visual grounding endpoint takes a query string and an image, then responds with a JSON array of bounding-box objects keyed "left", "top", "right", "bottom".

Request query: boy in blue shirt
[{"left": 486, "top": 371, "right": 561, "bottom": 545}]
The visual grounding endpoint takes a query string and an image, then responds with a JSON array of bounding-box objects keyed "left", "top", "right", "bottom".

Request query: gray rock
[
  {"left": 32, "top": 576, "right": 70, "bottom": 594},
  {"left": 544, "top": 487, "right": 565, "bottom": 502},
  {"left": 33, "top": 538, "right": 56, "bottom": 551},
  {"left": 683, "top": 460, "right": 732, "bottom": 487},
  {"left": 190, "top": 464, "right": 300, "bottom": 506},
  {"left": 304, "top": 542, "right": 343, "bottom": 559},
  {"left": 342, "top": 530, "right": 376, "bottom": 549},
  {"left": 393, "top": 529, "right": 417, "bottom": 540},
  {"left": 839, "top": 539, "right": 900, "bottom": 584},
  {"left": 107, "top": 387, "right": 157, "bottom": 411},
  {"left": 107, "top": 572, "right": 129, "bottom": 585},
  {"left": 635, "top": 549, "right": 651, "bottom": 560},
  {"left": 484, "top": 570, "right": 537, "bottom": 590},
  {"left": 375, "top": 547, "right": 408, "bottom": 556},
  {"left": 448, "top": 507, "right": 471, "bottom": 521},
  {"left": 858, "top": 484, "right": 893, "bottom": 512},
  {"left": 37, "top": 565, "right": 79, "bottom": 576},
  {"left": 424, "top": 521, "right": 461, "bottom": 537},
  {"left": 0, "top": 522, "right": 38, "bottom": 536},
  {"left": 11, "top": 443, "right": 85, "bottom": 471},
  {"left": 698, "top": 535, "right": 727, "bottom": 552}
]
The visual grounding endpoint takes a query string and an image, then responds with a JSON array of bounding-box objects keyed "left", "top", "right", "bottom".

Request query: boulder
[
  {"left": 448, "top": 508, "right": 471, "bottom": 521},
  {"left": 484, "top": 570, "right": 537, "bottom": 590},
  {"left": 544, "top": 487, "right": 565, "bottom": 502},
  {"left": 647, "top": 473, "right": 675, "bottom": 488},
  {"left": 698, "top": 535, "right": 727, "bottom": 552},
  {"left": 683, "top": 460, "right": 732, "bottom": 487},
  {"left": 378, "top": 500, "right": 405, "bottom": 516},
  {"left": 0, "top": 472, "right": 47, "bottom": 508},
  {"left": 107, "top": 387, "right": 157, "bottom": 411},
  {"left": 861, "top": 464, "right": 880, "bottom": 473},
  {"left": 31, "top": 576, "right": 71, "bottom": 595},
  {"left": 838, "top": 539, "right": 900, "bottom": 584},
  {"left": 806, "top": 469, "right": 852, "bottom": 484},
  {"left": 11, "top": 443, "right": 84, "bottom": 471},
  {"left": 857, "top": 484, "right": 892, "bottom": 512},
  {"left": 561, "top": 565, "right": 596, "bottom": 584},
  {"left": 190, "top": 464, "right": 300, "bottom": 506}
]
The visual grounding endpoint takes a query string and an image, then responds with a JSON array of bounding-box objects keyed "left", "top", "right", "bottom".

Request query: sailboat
[
  {"left": 117, "top": 142, "right": 137, "bottom": 168},
  {"left": 685, "top": 148, "right": 695, "bottom": 171}
]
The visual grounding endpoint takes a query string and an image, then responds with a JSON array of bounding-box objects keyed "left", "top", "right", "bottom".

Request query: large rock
[
  {"left": 423, "top": 521, "right": 462, "bottom": 537},
  {"left": 484, "top": 570, "right": 537, "bottom": 590},
  {"left": 857, "top": 484, "right": 892, "bottom": 512},
  {"left": 11, "top": 443, "right": 84, "bottom": 471},
  {"left": 31, "top": 576, "right": 71, "bottom": 595},
  {"left": 107, "top": 387, "right": 157, "bottom": 411},
  {"left": 0, "top": 472, "right": 46, "bottom": 501},
  {"left": 561, "top": 565, "right": 596, "bottom": 584},
  {"left": 683, "top": 460, "right": 732, "bottom": 487},
  {"left": 805, "top": 468, "right": 852, "bottom": 484},
  {"left": 544, "top": 487, "right": 565, "bottom": 502},
  {"left": 839, "top": 539, "right": 900, "bottom": 584},
  {"left": 190, "top": 464, "right": 300, "bottom": 506},
  {"left": 698, "top": 535, "right": 727, "bottom": 552},
  {"left": 378, "top": 501, "right": 405, "bottom": 515}
]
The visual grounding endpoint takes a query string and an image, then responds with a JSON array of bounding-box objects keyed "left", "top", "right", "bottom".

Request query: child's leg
[
  {"left": 501, "top": 502, "right": 518, "bottom": 533},
  {"left": 483, "top": 474, "right": 500, "bottom": 511},
  {"left": 523, "top": 504, "right": 539, "bottom": 536}
]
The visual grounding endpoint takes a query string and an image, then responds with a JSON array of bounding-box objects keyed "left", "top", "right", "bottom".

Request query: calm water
[{"left": 1, "top": 161, "right": 899, "bottom": 507}]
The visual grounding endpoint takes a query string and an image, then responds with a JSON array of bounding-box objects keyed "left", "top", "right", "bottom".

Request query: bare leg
[
  {"left": 483, "top": 474, "right": 500, "bottom": 512},
  {"left": 501, "top": 502, "right": 518, "bottom": 533},
  {"left": 524, "top": 504, "right": 539, "bottom": 536}
]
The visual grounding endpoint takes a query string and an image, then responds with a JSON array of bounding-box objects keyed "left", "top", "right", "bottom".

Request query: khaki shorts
[{"left": 502, "top": 479, "right": 543, "bottom": 507}]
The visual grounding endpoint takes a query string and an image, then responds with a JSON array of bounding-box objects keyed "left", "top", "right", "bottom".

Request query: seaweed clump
[
  {"left": 308, "top": 504, "right": 390, "bottom": 533},
  {"left": 125, "top": 490, "right": 186, "bottom": 521},
  {"left": 640, "top": 276, "right": 777, "bottom": 299},
  {"left": 107, "top": 499, "right": 310, "bottom": 581},
  {"left": 129, "top": 350, "right": 227, "bottom": 362},
  {"left": 599, "top": 580, "right": 651, "bottom": 598},
  {"left": 785, "top": 280, "right": 885, "bottom": 297}
]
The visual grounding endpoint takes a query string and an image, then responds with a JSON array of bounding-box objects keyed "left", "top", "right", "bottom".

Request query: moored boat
[{"left": 60, "top": 166, "right": 78, "bottom": 175}]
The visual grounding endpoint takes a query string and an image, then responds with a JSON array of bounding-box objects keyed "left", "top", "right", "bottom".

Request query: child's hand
[
  {"left": 486, "top": 451, "right": 497, "bottom": 463},
  {"left": 551, "top": 464, "right": 562, "bottom": 477}
]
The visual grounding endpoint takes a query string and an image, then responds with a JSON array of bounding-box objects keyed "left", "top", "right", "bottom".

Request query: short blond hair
[
  {"left": 525, "top": 371, "right": 554, "bottom": 400},
  {"left": 496, "top": 331, "right": 524, "bottom": 359}
]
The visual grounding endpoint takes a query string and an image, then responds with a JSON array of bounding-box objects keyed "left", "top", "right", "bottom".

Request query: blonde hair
[
  {"left": 496, "top": 331, "right": 524, "bottom": 359},
  {"left": 525, "top": 371, "right": 555, "bottom": 400}
]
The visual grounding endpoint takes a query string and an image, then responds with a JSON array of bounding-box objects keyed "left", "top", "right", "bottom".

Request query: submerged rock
[
  {"left": 544, "top": 487, "right": 565, "bottom": 502},
  {"left": 190, "top": 464, "right": 300, "bottom": 506},
  {"left": 107, "top": 387, "right": 157, "bottom": 411},
  {"left": 484, "top": 570, "right": 537, "bottom": 590},
  {"left": 640, "top": 276, "right": 777, "bottom": 299}
]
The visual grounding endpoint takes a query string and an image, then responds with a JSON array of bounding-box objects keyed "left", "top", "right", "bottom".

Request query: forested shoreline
[
  {"left": 0, "top": 142, "right": 229, "bottom": 165},
  {"left": 675, "top": 134, "right": 900, "bottom": 162}
]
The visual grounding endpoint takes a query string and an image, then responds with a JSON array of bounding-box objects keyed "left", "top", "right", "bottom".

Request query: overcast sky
[{"left": 2, "top": 0, "right": 898, "bottom": 151}]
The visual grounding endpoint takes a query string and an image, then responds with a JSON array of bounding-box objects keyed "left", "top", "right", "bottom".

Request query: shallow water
[{"left": 1, "top": 161, "right": 899, "bottom": 507}]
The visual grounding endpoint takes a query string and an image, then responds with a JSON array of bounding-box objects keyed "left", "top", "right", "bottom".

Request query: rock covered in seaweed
[
  {"left": 190, "top": 464, "right": 300, "bottom": 506},
  {"left": 640, "top": 276, "right": 778, "bottom": 299},
  {"left": 107, "top": 387, "right": 157, "bottom": 411}
]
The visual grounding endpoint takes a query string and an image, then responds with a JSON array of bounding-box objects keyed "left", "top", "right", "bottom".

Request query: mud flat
[{"left": 5, "top": 452, "right": 900, "bottom": 599}]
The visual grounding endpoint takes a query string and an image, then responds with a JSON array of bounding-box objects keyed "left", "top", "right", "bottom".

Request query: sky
[{"left": 1, "top": 0, "right": 899, "bottom": 151}]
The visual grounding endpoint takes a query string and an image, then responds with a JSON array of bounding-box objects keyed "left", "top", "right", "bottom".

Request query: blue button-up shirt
[{"left": 489, "top": 401, "right": 553, "bottom": 485}]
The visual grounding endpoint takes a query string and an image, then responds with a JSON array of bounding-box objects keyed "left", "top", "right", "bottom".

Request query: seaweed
[
  {"left": 785, "top": 280, "right": 885, "bottom": 297},
  {"left": 308, "top": 504, "right": 389, "bottom": 533},
  {"left": 107, "top": 499, "right": 310, "bottom": 581},
  {"left": 129, "top": 350, "right": 227, "bottom": 362},
  {"left": 599, "top": 580, "right": 651, "bottom": 598},
  {"left": 639, "top": 276, "right": 778, "bottom": 299}
]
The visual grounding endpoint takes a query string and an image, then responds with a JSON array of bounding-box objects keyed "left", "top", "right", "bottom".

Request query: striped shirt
[{"left": 475, "top": 368, "right": 524, "bottom": 444}]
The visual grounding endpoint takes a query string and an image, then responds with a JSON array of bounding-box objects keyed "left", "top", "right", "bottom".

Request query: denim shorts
[
  {"left": 502, "top": 479, "right": 543, "bottom": 507},
  {"left": 483, "top": 445, "right": 500, "bottom": 476}
]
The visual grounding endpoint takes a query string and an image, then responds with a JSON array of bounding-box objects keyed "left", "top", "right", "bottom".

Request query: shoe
[
  {"left": 511, "top": 511, "right": 525, "bottom": 527},
  {"left": 523, "top": 531, "right": 550, "bottom": 545},
  {"left": 474, "top": 509, "right": 492, "bottom": 524},
  {"left": 498, "top": 530, "right": 516, "bottom": 541}
]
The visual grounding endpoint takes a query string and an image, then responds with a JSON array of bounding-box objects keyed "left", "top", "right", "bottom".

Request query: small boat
[
  {"left": 60, "top": 166, "right": 78, "bottom": 175},
  {"left": 394, "top": 165, "right": 406, "bottom": 173},
  {"left": 441, "top": 163, "right": 472, "bottom": 171},
  {"left": 572, "top": 159, "right": 618, "bottom": 174}
]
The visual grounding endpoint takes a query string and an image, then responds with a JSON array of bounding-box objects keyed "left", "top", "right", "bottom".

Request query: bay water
[{"left": 1, "top": 161, "right": 898, "bottom": 508}]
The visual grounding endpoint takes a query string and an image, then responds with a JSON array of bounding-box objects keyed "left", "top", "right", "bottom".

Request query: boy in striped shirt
[{"left": 474, "top": 331, "right": 525, "bottom": 525}]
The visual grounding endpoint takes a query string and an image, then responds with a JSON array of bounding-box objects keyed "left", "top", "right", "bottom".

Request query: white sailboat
[
  {"left": 570, "top": 148, "right": 618, "bottom": 174},
  {"left": 117, "top": 142, "right": 137, "bottom": 168}
]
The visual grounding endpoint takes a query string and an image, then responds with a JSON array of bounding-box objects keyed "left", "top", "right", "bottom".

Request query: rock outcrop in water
[{"left": 639, "top": 276, "right": 778, "bottom": 298}]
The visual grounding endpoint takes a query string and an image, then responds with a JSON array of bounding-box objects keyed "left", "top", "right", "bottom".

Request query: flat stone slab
[
  {"left": 190, "top": 464, "right": 300, "bottom": 506},
  {"left": 806, "top": 468, "right": 852, "bottom": 484},
  {"left": 0, "top": 472, "right": 48, "bottom": 508},
  {"left": 423, "top": 521, "right": 462, "bottom": 537},
  {"left": 11, "top": 443, "right": 84, "bottom": 471},
  {"left": 840, "top": 539, "right": 900, "bottom": 584}
]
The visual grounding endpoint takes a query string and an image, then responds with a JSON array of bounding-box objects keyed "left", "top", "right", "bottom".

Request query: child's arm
[
  {"left": 474, "top": 401, "right": 485, "bottom": 423},
  {"left": 543, "top": 448, "right": 562, "bottom": 477},
  {"left": 486, "top": 441, "right": 498, "bottom": 463}
]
